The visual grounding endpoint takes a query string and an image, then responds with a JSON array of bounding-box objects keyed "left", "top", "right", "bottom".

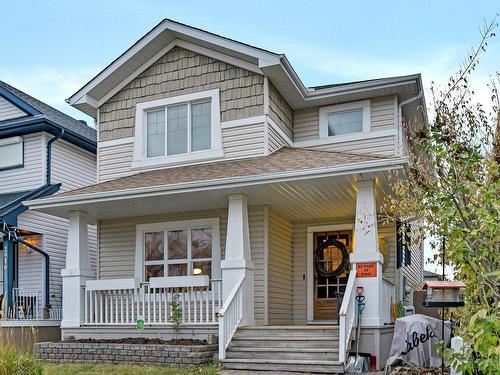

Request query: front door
[{"left": 313, "top": 230, "right": 352, "bottom": 321}]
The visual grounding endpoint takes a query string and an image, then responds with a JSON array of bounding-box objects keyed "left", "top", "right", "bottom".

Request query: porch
[{"left": 26, "top": 148, "right": 404, "bottom": 370}]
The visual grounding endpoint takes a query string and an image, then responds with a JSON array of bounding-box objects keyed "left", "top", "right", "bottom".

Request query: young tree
[{"left": 383, "top": 16, "right": 499, "bottom": 374}]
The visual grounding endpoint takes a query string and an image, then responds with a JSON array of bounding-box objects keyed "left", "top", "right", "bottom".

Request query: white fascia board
[{"left": 25, "top": 157, "right": 408, "bottom": 209}]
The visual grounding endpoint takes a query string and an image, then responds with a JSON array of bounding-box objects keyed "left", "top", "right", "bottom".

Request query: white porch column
[
  {"left": 61, "top": 211, "right": 94, "bottom": 328},
  {"left": 221, "top": 194, "right": 255, "bottom": 326},
  {"left": 350, "top": 180, "right": 384, "bottom": 327}
]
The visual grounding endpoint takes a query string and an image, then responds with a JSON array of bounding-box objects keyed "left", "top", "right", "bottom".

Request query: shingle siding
[
  {"left": 268, "top": 83, "right": 293, "bottom": 140},
  {"left": 99, "top": 47, "right": 264, "bottom": 141}
]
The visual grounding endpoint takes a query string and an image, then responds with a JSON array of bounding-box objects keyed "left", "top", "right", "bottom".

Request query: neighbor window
[
  {"left": 319, "top": 100, "right": 370, "bottom": 139},
  {"left": 0, "top": 136, "right": 23, "bottom": 170},
  {"left": 139, "top": 219, "right": 220, "bottom": 282}
]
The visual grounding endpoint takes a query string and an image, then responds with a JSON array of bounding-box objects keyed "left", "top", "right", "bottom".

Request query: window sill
[{"left": 131, "top": 149, "right": 224, "bottom": 170}]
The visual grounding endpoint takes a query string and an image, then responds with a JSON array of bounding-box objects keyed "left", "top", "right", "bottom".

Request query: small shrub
[{"left": 169, "top": 292, "right": 182, "bottom": 332}]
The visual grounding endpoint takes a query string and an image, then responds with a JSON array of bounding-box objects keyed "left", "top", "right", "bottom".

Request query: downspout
[
  {"left": 46, "top": 128, "right": 64, "bottom": 184},
  {"left": 397, "top": 91, "right": 423, "bottom": 157},
  {"left": 396, "top": 91, "right": 422, "bottom": 301}
]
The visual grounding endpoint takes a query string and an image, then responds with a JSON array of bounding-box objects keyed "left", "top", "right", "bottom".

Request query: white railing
[
  {"left": 12, "top": 288, "right": 42, "bottom": 320},
  {"left": 83, "top": 278, "right": 222, "bottom": 325},
  {"left": 218, "top": 275, "right": 245, "bottom": 361},
  {"left": 339, "top": 271, "right": 357, "bottom": 364}
]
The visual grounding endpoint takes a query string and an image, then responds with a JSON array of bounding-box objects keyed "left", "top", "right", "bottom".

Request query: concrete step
[
  {"left": 226, "top": 347, "right": 339, "bottom": 361},
  {"left": 236, "top": 326, "right": 339, "bottom": 337},
  {"left": 230, "top": 335, "right": 339, "bottom": 349},
  {"left": 222, "top": 358, "right": 344, "bottom": 373}
]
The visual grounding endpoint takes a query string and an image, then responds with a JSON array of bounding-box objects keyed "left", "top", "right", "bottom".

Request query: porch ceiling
[{"left": 25, "top": 170, "right": 394, "bottom": 224}]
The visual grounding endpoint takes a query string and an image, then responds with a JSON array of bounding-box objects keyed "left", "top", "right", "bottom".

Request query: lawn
[{"left": 42, "top": 362, "right": 220, "bottom": 375}]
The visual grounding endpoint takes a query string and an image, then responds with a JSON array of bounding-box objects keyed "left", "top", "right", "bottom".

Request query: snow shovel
[{"left": 346, "top": 289, "right": 366, "bottom": 372}]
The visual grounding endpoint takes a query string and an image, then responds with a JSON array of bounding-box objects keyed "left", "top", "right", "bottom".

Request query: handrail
[
  {"left": 339, "top": 271, "right": 357, "bottom": 364},
  {"left": 218, "top": 276, "right": 244, "bottom": 317},
  {"left": 218, "top": 275, "right": 245, "bottom": 360}
]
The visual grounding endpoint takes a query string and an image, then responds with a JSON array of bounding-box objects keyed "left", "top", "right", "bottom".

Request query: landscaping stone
[{"left": 35, "top": 341, "right": 218, "bottom": 367}]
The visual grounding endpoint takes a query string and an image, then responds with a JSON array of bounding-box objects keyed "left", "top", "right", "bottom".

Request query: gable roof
[
  {"left": 68, "top": 19, "right": 424, "bottom": 118},
  {"left": 0, "top": 81, "right": 97, "bottom": 152},
  {"left": 38, "top": 147, "right": 402, "bottom": 203}
]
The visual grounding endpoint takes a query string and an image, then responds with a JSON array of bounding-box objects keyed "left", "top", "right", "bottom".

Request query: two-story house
[
  {"left": 0, "top": 81, "right": 96, "bottom": 342},
  {"left": 27, "top": 20, "right": 426, "bottom": 372}
]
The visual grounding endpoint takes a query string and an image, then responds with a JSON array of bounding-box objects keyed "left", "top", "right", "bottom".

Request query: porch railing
[
  {"left": 83, "top": 278, "right": 222, "bottom": 326},
  {"left": 338, "top": 271, "right": 357, "bottom": 364},
  {"left": 218, "top": 275, "right": 245, "bottom": 361},
  {"left": 12, "top": 288, "right": 42, "bottom": 320}
]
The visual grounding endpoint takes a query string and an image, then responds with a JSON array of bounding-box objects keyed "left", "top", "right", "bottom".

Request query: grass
[{"left": 42, "top": 362, "right": 220, "bottom": 375}]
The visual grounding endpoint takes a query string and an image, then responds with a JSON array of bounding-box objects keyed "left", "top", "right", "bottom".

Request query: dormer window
[
  {"left": 133, "top": 89, "right": 223, "bottom": 168},
  {"left": 319, "top": 100, "right": 370, "bottom": 139}
]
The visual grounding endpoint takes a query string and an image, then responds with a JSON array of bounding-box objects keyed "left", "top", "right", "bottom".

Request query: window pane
[
  {"left": 168, "top": 230, "right": 187, "bottom": 259},
  {"left": 168, "top": 263, "right": 187, "bottom": 276},
  {"left": 191, "top": 102, "right": 211, "bottom": 151},
  {"left": 192, "top": 262, "right": 211, "bottom": 278},
  {"left": 145, "top": 265, "right": 164, "bottom": 281},
  {"left": 147, "top": 110, "right": 165, "bottom": 157},
  {"left": 167, "top": 104, "right": 188, "bottom": 155},
  {"left": 145, "top": 232, "right": 164, "bottom": 261},
  {"left": 327, "top": 109, "right": 363, "bottom": 136},
  {"left": 192, "top": 228, "right": 212, "bottom": 259}
]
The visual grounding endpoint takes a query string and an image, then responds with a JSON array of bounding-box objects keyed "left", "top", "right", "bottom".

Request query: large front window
[
  {"left": 138, "top": 218, "right": 220, "bottom": 282},
  {"left": 133, "top": 89, "right": 222, "bottom": 168}
]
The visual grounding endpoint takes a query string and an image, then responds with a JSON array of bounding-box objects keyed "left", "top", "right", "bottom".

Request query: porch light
[{"left": 193, "top": 268, "right": 202, "bottom": 275}]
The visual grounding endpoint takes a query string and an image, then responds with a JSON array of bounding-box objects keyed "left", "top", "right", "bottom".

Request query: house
[
  {"left": 26, "top": 20, "right": 427, "bottom": 372},
  {"left": 0, "top": 81, "right": 96, "bottom": 341}
]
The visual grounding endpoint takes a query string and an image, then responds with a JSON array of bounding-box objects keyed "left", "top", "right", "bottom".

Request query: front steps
[{"left": 222, "top": 326, "right": 344, "bottom": 373}]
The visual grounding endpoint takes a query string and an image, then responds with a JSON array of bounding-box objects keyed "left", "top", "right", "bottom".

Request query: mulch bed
[
  {"left": 75, "top": 337, "right": 208, "bottom": 345},
  {"left": 390, "top": 367, "right": 450, "bottom": 375}
]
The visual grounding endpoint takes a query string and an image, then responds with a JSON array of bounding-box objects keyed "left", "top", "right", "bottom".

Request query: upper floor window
[
  {"left": 0, "top": 136, "right": 23, "bottom": 170},
  {"left": 133, "top": 89, "right": 222, "bottom": 168},
  {"left": 319, "top": 100, "right": 370, "bottom": 139}
]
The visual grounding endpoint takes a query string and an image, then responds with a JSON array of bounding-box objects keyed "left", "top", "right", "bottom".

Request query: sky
[{"left": 1, "top": 1, "right": 499, "bottom": 273}]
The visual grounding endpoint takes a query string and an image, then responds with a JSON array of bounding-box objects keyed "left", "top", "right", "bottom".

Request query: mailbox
[{"left": 422, "top": 281, "right": 466, "bottom": 307}]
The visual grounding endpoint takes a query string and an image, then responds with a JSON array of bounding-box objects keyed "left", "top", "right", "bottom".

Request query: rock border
[{"left": 35, "top": 342, "right": 217, "bottom": 366}]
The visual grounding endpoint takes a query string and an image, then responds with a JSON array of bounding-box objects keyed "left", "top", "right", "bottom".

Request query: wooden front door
[{"left": 313, "top": 230, "right": 352, "bottom": 321}]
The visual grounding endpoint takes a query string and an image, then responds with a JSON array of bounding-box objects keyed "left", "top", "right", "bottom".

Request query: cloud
[{"left": 0, "top": 66, "right": 98, "bottom": 125}]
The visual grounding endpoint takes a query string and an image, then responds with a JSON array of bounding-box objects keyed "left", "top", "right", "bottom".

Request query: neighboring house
[
  {"left": 27, "top": 20, "right": 427, "bottom": 372},
  {"left": 0, "top": 81, "right": 97, "bottom": 339},
  {"left": 424, "top": 270, "right": 441, "bottom": 281}
]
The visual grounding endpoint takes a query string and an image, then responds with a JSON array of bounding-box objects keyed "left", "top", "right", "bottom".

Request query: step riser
[
  {"left": 223, "top": 362, "right": 344, "bottom": 373},
  {"left": 236, "top": 329, "right": 339, "bottom": 337},
  {"left": 226, "top": 351, "right": 339, "bottom": 361},
  {"left": 230, "top": 340, "right": 339, "bottom": 348}
]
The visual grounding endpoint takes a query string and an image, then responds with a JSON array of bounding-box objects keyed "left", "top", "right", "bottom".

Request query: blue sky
[{"left": 1, "top": 1, "right": 498, "bottom": 273}]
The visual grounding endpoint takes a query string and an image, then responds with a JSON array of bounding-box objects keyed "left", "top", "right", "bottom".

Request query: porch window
[
  {"left": 319, "top": 100, "right": 371, "bottom": 139},
  {"left": 137, "top": 218, "right": 220, "bottom": 282},
  {"left": 133, "top": 89, "right": 222, "bottom": 168}
]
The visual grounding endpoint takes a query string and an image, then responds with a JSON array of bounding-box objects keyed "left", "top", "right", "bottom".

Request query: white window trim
[
  {"left": 0, "top": 136, "right": 24, "bottom": 170},
  {"left": 134, "top": 218, "right": 221, "bottom": 283},
  {"left": 319, "top": 99, "right": 371, "bottom": 139},
  {"left": 132, "top": 89, "right": 223, "bottom": 169}
]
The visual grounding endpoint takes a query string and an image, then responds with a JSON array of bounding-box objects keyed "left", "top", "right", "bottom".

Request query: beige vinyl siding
[
  {"left": 293, "top": 96, "right": 397, "bottom": 156},
  {"left": 97, "top": 206, "right": 266, "bottom": 323},
  {"left": 305, "top": 134, "right": 396, "bottom": 157},
  {"left": 267, "top": 122, "right": 288, "bottom": 154},
  {"left": 0, "top": 96, "right": 26, "bottom": 121},
  {"left": 222, "top": 123, "right": 265, "bottom": 158},
  {"left": 268, "top": 83, "right": 293, "bottom": 140},
  {"left": 17, "top": 210, "right": 97, "bottom": 311},
  {"left": 0, "top": 133, "right": 44, "bottom": 194},
  {"left": 267, "top": 208, "right": 293, "bottom": 325},
  {"left": 293, "top": 107, "right": 318, "bottom": 142},
  {"left": 99, "top": 46, "right": 264, "bottom": 141},
  {"left": 50, "top": 139, "right": 96, "bottom": 192},
  {"left": 98, "top": 140, "right": 134, "bottom": 182},
  {"left": 371, "top": 96, "right": 396, "bottom": 131}
]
